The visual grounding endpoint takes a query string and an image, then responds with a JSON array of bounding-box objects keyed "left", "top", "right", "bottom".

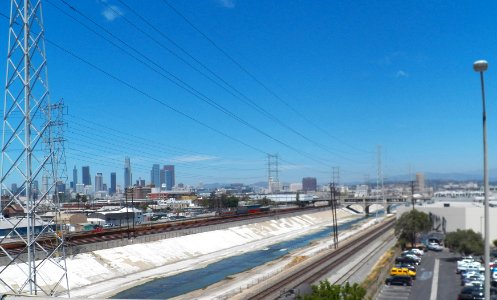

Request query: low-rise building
[{"left": 88, "top": 207, "right": 143, "bottom": 227}]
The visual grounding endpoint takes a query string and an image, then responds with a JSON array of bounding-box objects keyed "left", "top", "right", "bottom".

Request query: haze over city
[{"left": 0, "top": 1, "right": 496, "bottom": 186}]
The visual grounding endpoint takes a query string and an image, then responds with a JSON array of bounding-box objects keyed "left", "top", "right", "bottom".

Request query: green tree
[
  {"left": 493, "top": 239, "right": 497, "bottom": 248},
  {"left": 260, "top": 196, "right": 271, "bottom": 206},
  {"left": 222, "top": 195, "right": 239, "bottom": 208},
  {"left": 394, "top": 209, "right": 432, "bottom": 248},
  {"left": 298, "top": 280, "right": 366, "bottom": 300},
  {"left": 445, "top": 229, "right": 483, "bottom": 256}
]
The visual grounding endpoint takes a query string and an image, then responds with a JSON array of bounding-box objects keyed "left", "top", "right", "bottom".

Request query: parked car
[
  {"left": 427, "top": 242, "right": 443, "bottom": 251},
  {"left": 458, "top": 257, "right": 476, "bottom": 268},
  {"left": 409, "top": 248, "right": 424, "bottom": 256},
  {"left": 461, "top": 270, "right": 483, "bottom": 279},
  {"left": 396, "top": 256, "right": 419, "bottom": 265},
  {"left": 461, "top": 274, "right": 485, "bottom": 286},
  {"left": 458, "top": 286, "right": 484, "bottom": 300},
  {"left": 464, "top": 278, "right": 484, "bottom": 287},
  {"left": 385, "top": 275, "right": 413, "bottom": 286},
  {"left": 401, "top": 253, "right": 421, "bottom": 262},
  {"left": 396, "top": 263, "right": 416, "bottom": 272},
  {"left": 390, "top": 267, "right": 416, "bottom": 279},
  {"left": 458, "top": 263, "right": 483, "bottom": 274},
  {"left": 492, "top": 269, "right": 497, "bottom": 280},
  {"left": 402, "top": 249, "right": 422, "bottom": 257}
]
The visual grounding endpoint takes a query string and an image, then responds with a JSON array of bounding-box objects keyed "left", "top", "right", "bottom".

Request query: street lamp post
[{"left": 474, "top": 59, "right": 490, "bottom": 300}]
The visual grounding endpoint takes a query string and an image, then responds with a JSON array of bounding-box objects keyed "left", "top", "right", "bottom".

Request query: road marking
[{"left": 430, "top": 259, "right": 439, "bottom": 300}]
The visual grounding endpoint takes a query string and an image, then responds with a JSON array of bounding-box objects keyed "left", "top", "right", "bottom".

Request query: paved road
[
  {"left": 408, "top": 249, "right": 459, "bottom": 300},
  {"left": 377, "top": 248, "right": 460, "bottom": 300}
]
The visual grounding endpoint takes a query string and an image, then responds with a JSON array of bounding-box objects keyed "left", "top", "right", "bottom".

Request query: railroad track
[
  {"left": 247, "top": 217, "right": 396, "bottom": 300},
  {"left": 331, "top": 227, "right": 394, "bottom": 285},
  {"left": 0, "top": 206, "right": 325, "bottom": 257}
]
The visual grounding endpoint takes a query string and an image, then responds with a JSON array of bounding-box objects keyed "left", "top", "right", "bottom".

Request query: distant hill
[
  {"left": 383, "top": 170, "right": 497, "bottom": 184},
  {"left": 199, "top": 170, "right": 497, "bottom": 190}
]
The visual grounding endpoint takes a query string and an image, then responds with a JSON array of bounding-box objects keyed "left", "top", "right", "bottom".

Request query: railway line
[
  {"left": 246, "top": 217, "right": 396, "bottom": 300},
  {"left": 330, "top": 228, "right": 394, "bottom": 285},
  {"left": 0, "top": 205, "right": 324, "bottom": 257}
]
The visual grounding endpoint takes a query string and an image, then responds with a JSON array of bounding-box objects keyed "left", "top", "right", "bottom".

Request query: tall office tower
[
  {"left": 302, "top": 177, "right": 317, "bottom": 192},
  {"left": 73, "top": 165, "right": 78, "bottom": 186},
  {"left": 151, "top": 164, "right": 160, "bottom": 187},
  {"left": 160, "top": 169, "right": 166, "bottom": 189},
  {"left": 11, "top": 183, "right": 17, "bottom": 195},
  {"left": 82, "top": 166, "right": 91, "bottom": 186},
  {"left": 163, "top": 165, "right": 175, "bottom": 190},
  {"left": 42, "top": 174, "right": 49, "bottom": 196},
  {"left": 124, "top": 157, "right": 132, "bottom": 188},
  {"left": 33, "top": 180, "right": 39, "bottom": 200},
  {"left": 75, "top": 183, "right": 85, "bottom": 194},
  {"left": 164, "top": 170, "right": 171, "bottom": 190},
  {"left": 110, "top": 172, "right": 116, "bottom": 195},
  {"left": 95, "top": 173, "right": 103, "bottom": 192},
  {"left": 56, "top": 181, "right": 66, "bottom": 195}
]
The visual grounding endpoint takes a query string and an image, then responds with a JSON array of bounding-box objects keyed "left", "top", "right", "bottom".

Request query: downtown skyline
[
  {"left": 1, "top": 1, "right": 496, "bottom": 186},
  {"left": 70, "top": 161, "right": 177, "bottom": 192}
]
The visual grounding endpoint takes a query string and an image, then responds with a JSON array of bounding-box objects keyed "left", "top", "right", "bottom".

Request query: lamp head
[{"left": 474, "top": 60, "right": 488, "bottom": 72}]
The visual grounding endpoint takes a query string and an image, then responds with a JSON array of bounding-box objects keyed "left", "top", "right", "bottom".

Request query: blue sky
[{"left": 1, "top": 0, "right": 497, "bottom": 187}]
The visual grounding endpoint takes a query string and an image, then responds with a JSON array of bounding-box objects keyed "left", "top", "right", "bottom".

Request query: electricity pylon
[{"left": 0, "top": 0, "right": 69, "bottom": 296}]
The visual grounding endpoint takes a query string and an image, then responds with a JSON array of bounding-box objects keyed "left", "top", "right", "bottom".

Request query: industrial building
[{"left": 396, "top": 201, "right": 497, "bottom": 243}]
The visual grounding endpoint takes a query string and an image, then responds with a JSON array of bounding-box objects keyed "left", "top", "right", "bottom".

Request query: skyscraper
[
  {"left": 110, "top": 172, "right": 116, "bottom": 195},
  {"left": 302, "top": 177, "right": 317, "bottom": 192},
  {"left": 82, "top": 166, "right": 91, "bottom": 186},
  {"left": 95, "top": 173, "right": 103, "bottom": 192},
  {"left": 73, "top": 165, "right": 78, "bottom": 186},
  {"left": 124, "top": 157, "right": 132, "bottom": 188},
  {"left": 163, "top": 165, "right": 175, "bottom": 190},
  {"left": 151, "top": 164, "right": 160, "bottom": 187},
  {"left": 42, "top": 174, "right": 49, "bottom": 196}
]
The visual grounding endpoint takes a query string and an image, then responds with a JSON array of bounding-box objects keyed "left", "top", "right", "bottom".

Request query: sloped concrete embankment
[{"left": 0, "top": 208, "right": 356, "bottom": 297}]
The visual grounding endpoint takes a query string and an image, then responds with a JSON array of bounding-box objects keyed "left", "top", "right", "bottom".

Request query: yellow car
[{"left": 390, "top": 267, "right": 416, "bottom": 279}]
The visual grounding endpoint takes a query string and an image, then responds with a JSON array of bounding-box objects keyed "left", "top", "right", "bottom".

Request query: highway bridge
[{"left": 341, "top": 196, "right": 408, "bottom": 214}]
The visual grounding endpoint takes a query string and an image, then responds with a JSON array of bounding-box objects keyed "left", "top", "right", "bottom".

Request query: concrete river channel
[{"left": 113, "top": 213, "right": 382, "bottom": 299}]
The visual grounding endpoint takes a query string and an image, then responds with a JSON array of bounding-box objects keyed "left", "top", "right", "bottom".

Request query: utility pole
[
  {"left": 125, "top": 187, "right": 130, "bottom": 239},
  {"left": 377, "top": 146, "right": 384, "bottom": 218},
  {"left": 131, "top": 188, "right": 135, "bottom": 237},
  {"left": 411, "top": 181, "right": 415, "bottom": 210},
  {"left": 330, "top": 167, "right": 340, "bottom": 248},
  {"left": 0, "top": 1, "right": 69, "bottom": 296}
]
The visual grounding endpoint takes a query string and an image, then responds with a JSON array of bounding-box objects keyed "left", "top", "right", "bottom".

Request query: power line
[
  {"left": 161, "top": 0, "right": 373, "bottom": 155},
  {"left": 109, "top": 0, "right": 360, "bottom": 162},
  {"left": 48, "top": 0, "right": 335, "bottom": 167}
]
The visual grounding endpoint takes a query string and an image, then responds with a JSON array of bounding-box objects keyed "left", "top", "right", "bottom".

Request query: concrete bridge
[{"left": 341, "top": 196, "right": 408, "bottom": 214}]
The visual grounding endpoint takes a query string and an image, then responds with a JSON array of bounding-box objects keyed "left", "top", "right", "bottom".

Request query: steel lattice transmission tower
[
  {"left": 0, "top": 0, "right": 69, "bottom": 296},
  {"left": 50, "top": 99, "right": 68, "bottom": 197}
]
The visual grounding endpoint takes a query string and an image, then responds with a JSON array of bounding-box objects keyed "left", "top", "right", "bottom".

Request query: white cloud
[
  {"left": 102, "top": 5, "right": 123, "bottom": 22},
  {"left": 395, "top": 70, "right": 408, "bottom": 78},
  {"left": 217, "top": 0, "right": 235, "bottom": 8}
]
